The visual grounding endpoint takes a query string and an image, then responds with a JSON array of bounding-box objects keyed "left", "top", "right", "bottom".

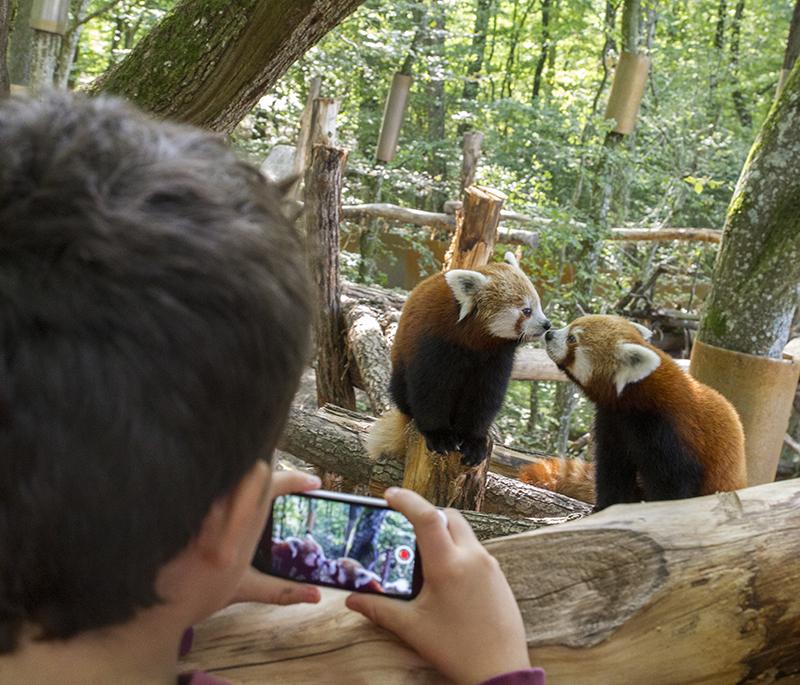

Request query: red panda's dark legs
[{"left": 594, "top": 407, "right": 705, "bottom": 509}]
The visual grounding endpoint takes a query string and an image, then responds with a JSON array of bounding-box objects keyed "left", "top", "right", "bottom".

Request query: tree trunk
[
  {"left": 729, "top": 0, "right": 751, "bottom": 127},
  {"left": 778, "top": 0, "right": 800, "bottom": 95},
  {"left": 7, "top": 0, "right": 32, "bottom": 86},
  {"left": 458, "top": 0, "right": 492, "bottom": 134},
  {"left": 53, "top": 0, "right": 91, "bottom": 89},
  {"left": 424, "top": 3, "right": 448, "bottom": 212},
  {"left": 0, "top": 0, "right": 10, "bottom": 96},
  {"left": 28, "top": 29, "right": 60, "bottom": 93},
  {"left": 458, "top": 130, "right": 483, "bottom": 196},
  {"left": 183, "top": 480, "right": 800, "bottom": 684},
  {"left": 531, "top": 0, "right": 552, "bottom": 102},
  {"left": 91, "top": 0, "right": 366, "bottom": 132},
  {"left": 348, "top": 509, "right": 387, "bottom": 568},
  {"left": 696, "top": 60, "right": 800, "bottom": 358},
  {"left": 305, "top": 145, "right": 356, "bottom": 409}
]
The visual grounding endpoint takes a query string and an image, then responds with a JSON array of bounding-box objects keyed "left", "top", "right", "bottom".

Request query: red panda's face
[
  {"left": 444, "top": 256, "right": 550, "bottom": 341},
  {"left": 545, "top": 315, "right": 661, "bottom": 398}
]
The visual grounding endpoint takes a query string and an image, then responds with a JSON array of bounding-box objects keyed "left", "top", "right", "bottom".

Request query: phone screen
[{"left": 253, "top": 491, "right": 421, "bottom": 599}]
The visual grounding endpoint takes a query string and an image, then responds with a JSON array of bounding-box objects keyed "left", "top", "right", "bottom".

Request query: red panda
[
  {"left": 368, "top": 253, "right": 549, "bottom": 466},
  {"left": 518, "top": 457, "right": 596, "bottom": 504},
  {"left": 542, "top": 315, "right": 746, "bottom": 510}
]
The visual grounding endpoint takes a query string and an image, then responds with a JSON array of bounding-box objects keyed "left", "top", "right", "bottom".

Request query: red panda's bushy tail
[
  {"left": 366, "top": 408, "right": 413, "bottom": 461},
  {"left": 518, "top": 457, "right": 596, "bottom": 504}
]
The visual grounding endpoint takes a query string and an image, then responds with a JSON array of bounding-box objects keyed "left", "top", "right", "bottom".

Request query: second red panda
[
  {"left": 537, "top": 315, "right": 746, "bottom": 510},
  {"left": 368, "top": 253, "right": 550, "bottom": 466}
]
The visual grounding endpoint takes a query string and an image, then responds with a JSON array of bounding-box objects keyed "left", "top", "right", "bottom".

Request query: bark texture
[
  {"left": 443, "top": 186, "right": 506, "bottom": 270},
  {"left": 8, "top": 0, "right": 33, "bottom": 85},
  {"left": 0, "top": 0, "right": 10, "bottom": 96},
  {"left": 305, "top": 145, "right": 355, "bottom": 409},
  {"left": 182, "top": 480, "right": 800, "bottom": 684},
  {"left": 92, "top": 0, "right": 366, "bottom": 132},
  {"left": 697, "top": 60, "right": 800, "bottom": 358}
]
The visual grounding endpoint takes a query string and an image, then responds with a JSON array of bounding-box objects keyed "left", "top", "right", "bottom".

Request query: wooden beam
[
  {"left": 608, "top": 227, "right": 722, "bottom": 243},
  {"left": 278, "top": 404, "right": 591, "bottom": 518},
  {"left": 182, "top": 480, "right": 800, "bottom": 684}
]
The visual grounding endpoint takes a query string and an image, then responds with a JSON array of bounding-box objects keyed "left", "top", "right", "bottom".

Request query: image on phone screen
[{"left": 254, "top": 492, "right": 420, "bottom": 599}]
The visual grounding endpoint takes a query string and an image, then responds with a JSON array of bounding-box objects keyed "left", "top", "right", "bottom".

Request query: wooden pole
[
  {"left": 443, "top": 185, "right": 507, "bottom": 270},
  {"left": 183, "top": 480, "right": 800, "bottom": 684},
  {"left": 304, "top": 144, "right": 355, "bottom": 410},
  {"left": 459, "top": 130, "right": 484, "bottom": 196},
  {"left": 289, "top": 75, "right": 322, "bottom": 200}
]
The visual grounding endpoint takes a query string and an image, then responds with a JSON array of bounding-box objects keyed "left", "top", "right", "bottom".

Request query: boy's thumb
[{"left": 345, "top": 592, "right": 406, "bottom": 634}]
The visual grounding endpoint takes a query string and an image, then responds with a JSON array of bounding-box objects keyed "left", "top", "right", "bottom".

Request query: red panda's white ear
[
  {"left": 503, "top": 251, "right": 520, "bottom": 269},
  {"left": 630, "top": 322, "right": 654, "bottom": 341},
  {"left": 614, "top": 343, "right": 661, "bottom": 395},
  {"left": 444, "top": 269, "right": 489, "bottom": 321}
]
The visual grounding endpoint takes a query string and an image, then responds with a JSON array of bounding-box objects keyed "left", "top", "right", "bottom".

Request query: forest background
[{"left": 4, "top": 0, "right": 799, "bottom": 473}]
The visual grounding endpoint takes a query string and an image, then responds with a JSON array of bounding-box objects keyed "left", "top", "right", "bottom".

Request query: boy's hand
[
  {"left": 230, "top": 470, "right": 322, "bottom": 607},
  {"left": 345, "top": 488, "right": 531, "bottom": 685}
]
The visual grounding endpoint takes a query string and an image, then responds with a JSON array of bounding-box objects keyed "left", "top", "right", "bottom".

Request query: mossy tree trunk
[
  {"left": 697, "top": 60, "right": 800, "bottom": 359},
  {"left": 0, "top": 0, "right": 10, "bottom": 96},
  {"left": 91, "top": 0, "right": 366, "bottom": 133}
]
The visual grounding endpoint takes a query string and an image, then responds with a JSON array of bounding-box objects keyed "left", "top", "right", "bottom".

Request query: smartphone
[{"left": 253, "top": 489, "right": 422, "bottom": 599}]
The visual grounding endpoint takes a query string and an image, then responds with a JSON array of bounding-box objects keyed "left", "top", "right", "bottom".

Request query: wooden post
[
  {"left": 304, "top": 144, "right": 355, "bottom": 410},
  {"left": 443, "top": 185, "right": 507, "bottom": 270},
  {"left": 289, "top": 76, "right": 322, "bottom": 200},
  {"left": 401, "top": 427, "right": 491, "bottom": 510},
  {"left": 459, "top": 131, "right": 484, "bottom": 196}
]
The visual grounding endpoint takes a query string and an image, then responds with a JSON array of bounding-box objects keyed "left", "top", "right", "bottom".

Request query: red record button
[{"left": 395, "top": 545, "right": 414, "bottom": 565}]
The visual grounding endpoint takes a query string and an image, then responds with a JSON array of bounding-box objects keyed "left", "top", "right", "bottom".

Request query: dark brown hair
[{"left": 0, "top": 92, "right": 310, "bottom": 651}]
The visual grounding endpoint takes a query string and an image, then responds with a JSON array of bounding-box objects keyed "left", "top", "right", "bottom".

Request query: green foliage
[{"left": 62, "top": 0, "right": 796, "bottom": 455}]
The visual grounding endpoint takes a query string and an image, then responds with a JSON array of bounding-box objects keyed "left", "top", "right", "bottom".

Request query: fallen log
[
  {"left": 608, "top": 227, "right": 723, "bottom": 243},
  {"left": 182, "top": 479, "right": 800, "bottom": 684},
  {"left": 278, "top": 404, "right": 591, "bottom": 518}
]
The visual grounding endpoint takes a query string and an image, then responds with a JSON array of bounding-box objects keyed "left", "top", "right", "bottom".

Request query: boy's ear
[
  {"left": 614, "top": 342, "right": 661, "bottom": 395},
  {"left": 444, "top": 269, "right": 489, "bottom": 321},
  {"left": 196, "top": 459, "right": 270, "bottom": 568}
]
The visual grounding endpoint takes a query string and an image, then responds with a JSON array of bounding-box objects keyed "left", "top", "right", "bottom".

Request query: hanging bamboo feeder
[
  {"left": 29, "top": 0, "right": 70, "bottom": 35},
  {"left": 604, "top": 51, "right": 651, "bottom": 135},
  {"left": 690, "top": 339, "right": 800, "bottom": 486},
  {"left": 376, "top": 73, "right": 413, "bottom": 163}
]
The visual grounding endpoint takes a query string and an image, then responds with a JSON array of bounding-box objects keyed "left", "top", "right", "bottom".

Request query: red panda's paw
[
  {"left": 423, "top": 430, "right": 460, "bottom": 455},
  {"left": 459, "top": 436, "right": 488, "bottom": 467}
]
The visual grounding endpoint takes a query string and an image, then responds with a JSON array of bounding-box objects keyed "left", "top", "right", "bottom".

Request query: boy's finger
[
  {"left": 231, "top": 568, "right": 321, "bottom": 606},
  {"left": 384, "top": 488, "right": 454, "bottom": 566},
  {"left": 345, "top": 591, "right": 409, "bottom": 635},
  {"left": 268, "top": 470, "right": 321, "bottom": 499},
  {"left": 443, "top": 508, "right": 482, "bottom": 549}
]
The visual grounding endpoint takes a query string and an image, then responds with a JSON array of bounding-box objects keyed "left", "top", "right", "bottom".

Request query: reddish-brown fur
[
  {"left": 391, "top": 263, "right": 536, "bottom": 362},
  {"left": 559, "top": 316, "right": 747, "bottom": 495},
  {"left": 518, "top": 458, "right": 596, "bottom": 504}
]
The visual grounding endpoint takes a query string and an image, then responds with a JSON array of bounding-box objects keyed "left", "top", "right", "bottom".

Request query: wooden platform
[{"left": 180, "top": 479, "right": 800, "bottom": 684}]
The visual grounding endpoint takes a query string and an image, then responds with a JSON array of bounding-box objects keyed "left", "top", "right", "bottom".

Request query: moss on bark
[
  {"left": 697, "top": 59, "right": 800, "bottom": 358},
  {"left": 91, "top": 0, "right": 366, "bottom": 133}
]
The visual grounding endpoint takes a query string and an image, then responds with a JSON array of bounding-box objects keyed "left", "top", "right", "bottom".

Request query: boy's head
[{"left": 0, "top": 93, "right": 310, "bottom": 652}]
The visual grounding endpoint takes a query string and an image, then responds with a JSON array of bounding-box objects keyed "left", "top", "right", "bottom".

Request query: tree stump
[
  {"left": 443, "top": 185, "right": 506, "bottom": 270},
  {"left": 402, "top": 428, "right": 491, "bottom": 510}
]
